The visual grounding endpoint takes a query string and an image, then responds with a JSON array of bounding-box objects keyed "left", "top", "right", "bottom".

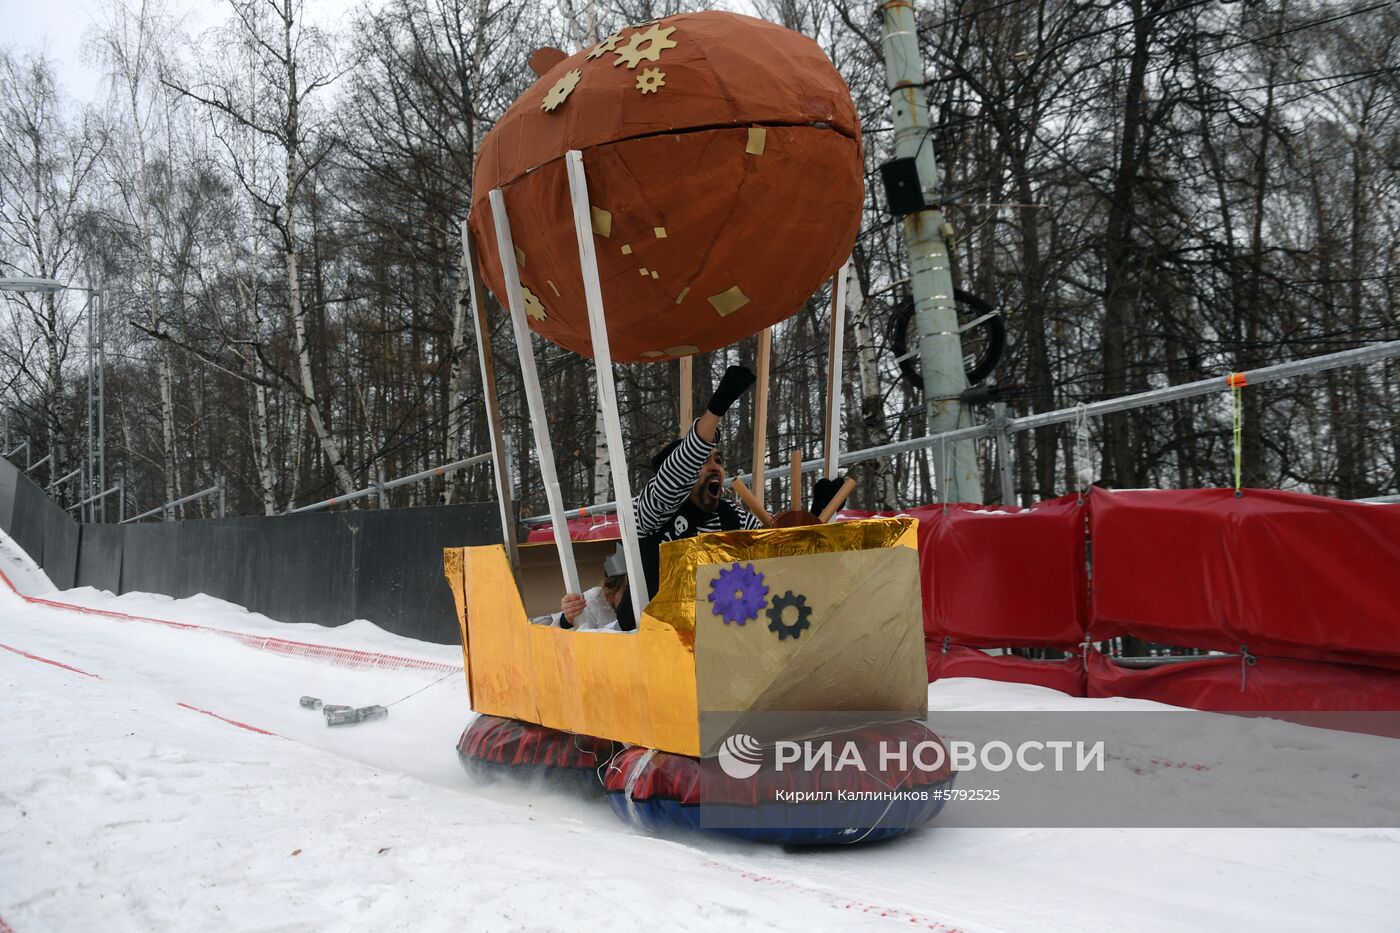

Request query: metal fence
[
  {"left": 522, "top": 339, "right": 1400, "bottom": 525},
  {"left": 286, "top": 453, "right": 492, "bottom": 514}
]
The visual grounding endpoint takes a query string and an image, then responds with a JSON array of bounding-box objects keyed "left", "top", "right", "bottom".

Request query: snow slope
[{"left": 2, "top": 530, "right": 1398, "bottom": 931}]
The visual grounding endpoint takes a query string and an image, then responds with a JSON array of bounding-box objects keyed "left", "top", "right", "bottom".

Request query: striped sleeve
[{"left": 633, "top": 420, "right": 714, "bottom": 536}]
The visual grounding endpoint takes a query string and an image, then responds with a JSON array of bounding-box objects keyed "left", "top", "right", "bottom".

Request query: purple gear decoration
[{"left": 707, "top": 562, "right": 769, "bottom": 625}]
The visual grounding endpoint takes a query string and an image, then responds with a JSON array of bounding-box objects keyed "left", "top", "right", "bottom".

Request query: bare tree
[
  {"left": 168, "top": 0, "right": 356, "bottom": 498},
  {"left": 0, "top": 49, "right": 105, "bottom": 482}
]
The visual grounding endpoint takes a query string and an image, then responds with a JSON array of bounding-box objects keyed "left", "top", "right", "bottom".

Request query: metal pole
[
  {"left": 825, "top": 339, "right": 1400, "bottom": 469},
  {"left": 218, "top": 476, "right": 227, "bottom": 517},
  {"left": 376, "top": 464, "right": 388, "bottom": 510},
  {"left": 566, "top": 149, "right": 649, "bottom": 623},
  {"left": 462, "top": 221, "right": 520, "bottom": 570},
  {"left": 824, "top": 259, "right": 851, "bottom": 480},
  {"left": 118, "top": 479, "right": 124, "bottom": 523},
  {"left": 96, "top": 283, "right": 106, "bottom": 522},
  {"left": 25, "top": 452, "right": 52, "bottom": 475},
  {"left": 47, "top": 466, "right": 81, "bottom": 491},
  {"left": 286, "top": 453, "right": 491, "bottom": 514},
  {"left": 521, "top": 340, "right": 1400, "bottom": 525},
  {"left": 489, "top": 187, "right": 580, "bottom": 593},
  {"left": 992, "top": 402, "right": 1015, "bottom": 505},
  {"left": 84, "top": 282, "right": 95, "bottom": 522},
  {"left": 880, "top": 0, "right": 982, "bottom": 504},
  {"left": 122, "top": 482, "right": 224, "bottom": 523},
  {"left": 66, "top": 483, "right": 122, "bottom": 512}
]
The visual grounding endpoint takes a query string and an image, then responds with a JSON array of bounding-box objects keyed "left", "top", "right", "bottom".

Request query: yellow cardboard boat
[{"left": 443, "top": 516, "right": 927, "bottom": 756}]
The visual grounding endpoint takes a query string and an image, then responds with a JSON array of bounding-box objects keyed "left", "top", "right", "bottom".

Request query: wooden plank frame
[
  {"left": 488, "top": 188, "right": 581, "bottom": 595},
  {"left": 460, "top": 221, "right": 519, "bottom": 571}
]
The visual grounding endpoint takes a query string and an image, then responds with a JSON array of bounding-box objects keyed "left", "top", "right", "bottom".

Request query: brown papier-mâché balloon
[{"left": 469, "top": 10, "right": 864, "bottom": 363}]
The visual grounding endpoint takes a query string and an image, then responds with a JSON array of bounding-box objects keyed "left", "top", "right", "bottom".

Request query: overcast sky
[{"left": 0, "top": 0, "right": 361, "bottom": 105}]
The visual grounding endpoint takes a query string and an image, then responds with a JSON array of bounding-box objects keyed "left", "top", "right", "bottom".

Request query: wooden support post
[
  {"left": 461, "top": 222, "right": 519, "bottom": 571},
  {"left": 488, "top": 188, "right": 580, "bottom": 595},
  {"left": 564, "top": 150, "right": 650, "bottom": 623},
  {"left": 679, "top": 356, "right": 693, "bottom": 437},
  {"left": 818, "top": 477, "right": 857, "bottom": 523},
  {"left": 751, "top": 327, "right": 772, "bottom": 509},
  {"left": 824, "top": 259, "right": 851, "bottom": 481},
  {"left": 789, "top": 448, "right": 803, "bottom": 513},
  {"left": 730, "top": 478, "right": 774, "bottom": 528}
]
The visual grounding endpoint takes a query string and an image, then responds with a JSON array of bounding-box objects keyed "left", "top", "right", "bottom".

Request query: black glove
[
  {"left": 706, "top": 365, "right": 756, "bottom": 416},
  {"left": 811, "top": 476, "right": 845, "bottom": 516}
]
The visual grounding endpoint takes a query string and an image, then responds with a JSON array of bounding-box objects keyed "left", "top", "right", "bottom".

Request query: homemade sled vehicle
[{"left": 442, "top": 11, "right": 953, "bottom": 844}]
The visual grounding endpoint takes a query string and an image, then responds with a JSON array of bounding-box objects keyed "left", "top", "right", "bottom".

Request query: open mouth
[{"left": 706, "top": 479, "right": 722, "bottom": 496}]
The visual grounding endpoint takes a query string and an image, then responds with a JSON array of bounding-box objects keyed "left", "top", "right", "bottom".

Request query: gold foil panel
[
  {"left": 444, "top": 518, "right": 921, "bottom": 758},
  {"left": 647, "top": 517, "right": 917, "bottom": 646},
  {"left": 707, "top": 286, "right": 750, "bottom": 317},
  {"left": 693, "top": 547, "right": 926, "bottom": 725},
  {"left": 590, "top": 206, "right": 613, "bottom": 237}
]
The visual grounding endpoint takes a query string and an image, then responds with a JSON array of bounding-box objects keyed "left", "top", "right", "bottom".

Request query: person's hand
[
  {"left": 561, "top": 593, "right": 586, "bottom": 622},
  {"left": 811, "top": 476, "right": 845, "bottom": 516},
  {"left": 706, "top": 365, "right": 757, "bottom": 416}
]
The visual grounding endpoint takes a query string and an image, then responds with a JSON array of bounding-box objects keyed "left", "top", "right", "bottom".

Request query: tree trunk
[
  {"left": 847, "top": 257, "right": 899, "bottom": 509},
  {"left": 281, "top": 6, "right": 355, "bottom": 498},
  {"left": 1101, "top": 0, "right": 1157, "bottom": 487}
]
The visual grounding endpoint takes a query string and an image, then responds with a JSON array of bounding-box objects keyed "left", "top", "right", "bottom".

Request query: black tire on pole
[{"left": 889, "top": 288, "right": 1006, "bottom": 390}]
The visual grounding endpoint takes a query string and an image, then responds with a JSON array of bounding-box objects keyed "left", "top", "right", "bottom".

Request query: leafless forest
[{"left": 1, "top": 0, "right": 1396, "bottom": 523}]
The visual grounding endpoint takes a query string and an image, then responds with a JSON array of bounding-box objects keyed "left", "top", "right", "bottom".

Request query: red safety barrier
[
  {"left": 527, "top": 514, "right": 621, "bottom": 542},
  {"left": 1090, "top": 488, "right": 1400, "bottom": 669},
  {"left": 0, "top": 565, "right": 461, "bottom": 675},
  {"left": 844, "top": 497, "right": 1087, "bottom": 649},
  {"left": 1086, "top": 650, "right": 1400, "bottom": 714},
  {"left": 0, "top": 641, "right": 101, "bottom": 679},
  {"left": 927, "top": 643, "right": 1086, "bottom": 696}
]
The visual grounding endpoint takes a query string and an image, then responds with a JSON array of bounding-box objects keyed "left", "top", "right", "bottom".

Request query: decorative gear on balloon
[
  {"left": 613, "top": 25, "right": 677, "bottom": 69},
  {"left": 586, "top": 32, "right": 623, "bottom": 60},
  {"left": 767, "top": 590, "right": 812, "bottom": 641},
  {"left": 636, "top": 68, "right": 666, "bottom": 95},
  {"left": 521, "top": 286, "right": 547, "bottom": 321},
  {"left": 541, "top": 68, "right": 582, "bottom": 112},
  {"left": 707, "top": 563, "right": 769, "bottom": 625}
]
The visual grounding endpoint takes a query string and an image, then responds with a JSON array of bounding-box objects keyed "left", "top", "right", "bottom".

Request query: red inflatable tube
[
  {"left": 457, "top": 714, "right": 618, "bottom": 792},
  {"left": 927, "top": 642, "right": 1087, "bottom": 696},
  {"left": 1089, "top": 487, "right": 1400, "bottom": 669}
]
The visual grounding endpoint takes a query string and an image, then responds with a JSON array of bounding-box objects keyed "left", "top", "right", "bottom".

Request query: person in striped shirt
[{"left": 611, "top": 365, "right": 763, "bottom": 629}]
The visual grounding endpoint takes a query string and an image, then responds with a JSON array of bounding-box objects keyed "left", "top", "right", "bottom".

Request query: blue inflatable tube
[{"left": 604, "top": 721, "right": 954, "bottom": 845}]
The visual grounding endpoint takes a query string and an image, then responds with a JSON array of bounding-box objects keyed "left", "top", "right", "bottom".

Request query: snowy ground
[{"left": 2, "top": 530, "right": 1398, "bottom": 931}]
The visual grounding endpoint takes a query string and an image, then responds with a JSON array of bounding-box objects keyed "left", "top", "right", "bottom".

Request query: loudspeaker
[{"left": 879, "top": 158, "right": 926, "bottom": 216}]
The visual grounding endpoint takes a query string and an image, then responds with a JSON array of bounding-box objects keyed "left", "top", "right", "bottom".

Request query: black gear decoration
[{"left": 766, "top": 590, "right": 812, "bottom": 641}]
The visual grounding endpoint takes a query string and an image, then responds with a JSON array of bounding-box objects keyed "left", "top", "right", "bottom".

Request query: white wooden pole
[
  {"left": 824, "top": 258, "right": 851, "bottom": 480},
  {"left": 751, "top": 327, "right": 772, "bottom": 508},
  {"left": 488, "top": 188, "right": 581, "bottom": 594},
  {"left": 564, "top": 150, "right": 650, "bottom": 623},
  {"left": 678, "top": 356, "right": 693, "bottom": 437},
  {"left": 461, "top": 220, "right": 519, "bottom": 570}
]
